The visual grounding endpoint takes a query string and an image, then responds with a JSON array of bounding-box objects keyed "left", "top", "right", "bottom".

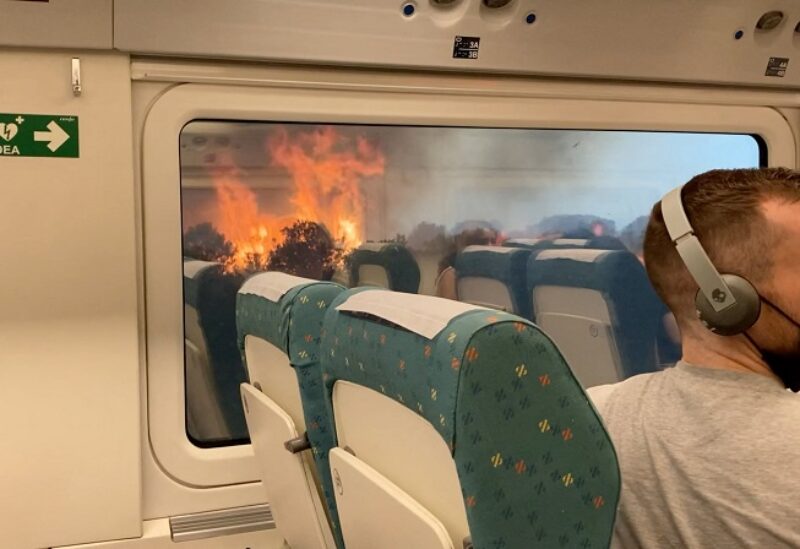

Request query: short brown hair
[{"left": 644, "top": 168, "right": 800, "bottom": 327}]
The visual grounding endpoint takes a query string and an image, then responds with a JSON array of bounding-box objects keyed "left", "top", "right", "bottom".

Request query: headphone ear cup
[{"left": 695, "top": 274, "right": 761, "bottom": 336}]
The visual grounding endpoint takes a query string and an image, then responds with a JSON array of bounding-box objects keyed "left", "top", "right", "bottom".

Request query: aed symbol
[
  {"left": 0, "top": 116, "right": 23, "bottom": 142},
  {"left": 0, "top": 120, "right": 21, "bottom": 154}
]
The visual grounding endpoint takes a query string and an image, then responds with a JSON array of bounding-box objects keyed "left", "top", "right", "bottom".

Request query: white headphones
[{"left": 660, "top": 186, "right": 761, "bottom": 335}]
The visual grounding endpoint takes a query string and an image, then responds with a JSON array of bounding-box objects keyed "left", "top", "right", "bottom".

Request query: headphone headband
[{"left": 661, "top": 186, "right": 737, "bottom": 313}]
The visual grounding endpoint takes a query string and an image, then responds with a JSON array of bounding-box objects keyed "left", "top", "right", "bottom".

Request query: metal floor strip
[{"left": 170, "top": 503, "right": 275, "bottom": 542}]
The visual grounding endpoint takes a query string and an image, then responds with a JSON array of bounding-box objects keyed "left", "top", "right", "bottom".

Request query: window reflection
[{"left": 179, "top": 122, "right": 761, "bottom": 445}]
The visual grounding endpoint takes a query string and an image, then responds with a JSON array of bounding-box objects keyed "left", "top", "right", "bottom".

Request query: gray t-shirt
[{"left": 588, "top": 362, "right": 800, "bottom": 548}]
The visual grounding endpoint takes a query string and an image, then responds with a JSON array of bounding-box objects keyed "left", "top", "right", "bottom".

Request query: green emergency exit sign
[{"left": 0, "top": 113, "right": 79, "bottom": 158}]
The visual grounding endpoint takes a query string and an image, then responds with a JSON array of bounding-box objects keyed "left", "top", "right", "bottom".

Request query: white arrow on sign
[{"left": 34, "top": 121, "right": 70, "bottom": 152}]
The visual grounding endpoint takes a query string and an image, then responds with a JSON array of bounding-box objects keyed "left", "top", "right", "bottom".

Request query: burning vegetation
[
  {"left": 267, "top": 221, "right": 344, "bottom": 280},
  {"left": 184, "top": 125, "right": 385, "bottom": 275}
]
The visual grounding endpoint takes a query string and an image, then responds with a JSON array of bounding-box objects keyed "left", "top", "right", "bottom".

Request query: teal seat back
[
  {"left": 347, "top": 242, "right": 421, "bottom": 293},
  {"left": 236, "top": 272, "right": 346, "bottom": 548},
  {"left": 455, "top": 245, "right": 532, "bottom": 318},
  {"left": 315, "top": 287, "right": 620, "bottom": 549},
  {"left": 183, "top": 258, "right": 248, "bottom": 442},
  {"left": 527, "top": 248, "right": 662, "bottom": 383}
]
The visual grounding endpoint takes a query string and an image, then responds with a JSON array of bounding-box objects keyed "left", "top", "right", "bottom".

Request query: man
[{"left": 588, "top": 168, "right": 800, "bottom": 548}]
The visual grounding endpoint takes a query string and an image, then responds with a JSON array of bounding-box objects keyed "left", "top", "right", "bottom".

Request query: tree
[
  {"left": 267, "top": 221, "right": 344, "bottom": 280},
  {"left": 183, "top": 222, "right": 233, "bottom": 263}
]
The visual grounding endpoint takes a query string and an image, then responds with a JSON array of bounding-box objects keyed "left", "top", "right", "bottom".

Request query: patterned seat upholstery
[
  {"left": 309, "top": 288, "right": 620, "bottom": 549},
  {"left": 183, "top": 258, "right": 247, "bottom": 442},
  {"left": 347, "top": 242, "right": 421, "bottom": 293},
  {"left": 236, "top": 272, "right": 345, "bottom": 549},
  {"left": 455, "top": 245, "right": 533, "bottom": 318},
  {"left": 527, "top": 248, "right": 663, "bottom": 387}
]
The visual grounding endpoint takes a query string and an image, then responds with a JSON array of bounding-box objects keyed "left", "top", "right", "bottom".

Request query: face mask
[{"left": 744, "top": 295, "right": 800, "bottom": 392}]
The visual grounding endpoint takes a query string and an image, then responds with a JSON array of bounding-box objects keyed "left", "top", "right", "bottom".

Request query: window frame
[{"left": 142, "top": 82, "right": 794, "bottom": 487}]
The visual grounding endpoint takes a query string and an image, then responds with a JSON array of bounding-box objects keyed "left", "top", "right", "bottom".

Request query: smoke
[
  {"left": 181, "top": 122, "right": 760, "bottom": 254},
  {"left": 378, "top": 127, "right": 667, "bottom": 240}
]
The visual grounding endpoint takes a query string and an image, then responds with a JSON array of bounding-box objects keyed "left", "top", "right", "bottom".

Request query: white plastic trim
[
  {"left": 336, "top": 290, "right": 486, "bottom": 339},
  {"left": 536, "top": 249, "right": 610, "bottom": 263},
  {"left": 239, "top": 272, "right": 315, "bottom": 303}
]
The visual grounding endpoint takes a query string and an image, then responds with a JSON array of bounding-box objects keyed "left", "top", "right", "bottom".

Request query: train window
[{"left": 179, "top": 121, "right": 762, "bottom": 447}]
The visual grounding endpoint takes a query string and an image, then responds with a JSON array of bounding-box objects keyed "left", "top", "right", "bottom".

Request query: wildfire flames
[
  {"left": 211, "top": 159, "right": 292, "bottom": 273},
  {"left": 206, "top": 126, "right": 385, "bottom": 273}
]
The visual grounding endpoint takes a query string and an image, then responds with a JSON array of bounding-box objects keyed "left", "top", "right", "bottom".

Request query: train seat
[
  {"left": 183, "top": 259, "right": 247, "bottom": 442},
  {"left": 414, "top": 249, "right": 443, "bottom": 296},
  {"left": 183, "top": 260, "right": 227, "bottom": 442},
  {"left": 236, "top": 272, "right": 345, "bottom": 549},
  {"left": 505, "top": 236, "right": 628, "bottom": 252},
  {"left": 527, "top": 248, "right": 662, "bottom": 388},
  {"left": 455, "top": 245, "right": 532, "bottom": 318},
  {"left": 502, "top": 237, "right": 547, "bottom": 250},
  {"left": 347, "top": 242, "right": 421, "bottom": 293},
  {"left": 312, "top": 288, "right": 620, "bottom": 549},
  {"left": 546, "top": 236, "right": 627, "bottom": 251}
]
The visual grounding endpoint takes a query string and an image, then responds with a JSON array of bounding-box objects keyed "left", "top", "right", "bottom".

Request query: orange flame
[
  {"left": 210, "top": 154, "right": 292, "bottom": 273},
  {"left": 207, "top": 126, "right": 385, "bottom": 273},
  {"left": 268, "top": 126, "right": 385, "bottom": 250}
]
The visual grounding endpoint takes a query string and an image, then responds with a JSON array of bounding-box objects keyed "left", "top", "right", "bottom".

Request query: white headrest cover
[
  {"left": 506, "top": 239, "right": 543, "bottom": 246},
  {"left": 462, "top": 245, "right": 516, "bottom": 254},
  {"left": 336, "top": 290, "right": 487, "bottom": 339},
  {"left": 358, "top": 242, "right": 387, "bottom": 252},
  {"left": 551, "top": 238, "right": 589, "bottom": 246},
  {"left": 183, "top": 260, "right": 219, "bottom": 279},
  {"left": 239, "top": 272, "right": 317, "bottom": 302},
  {"left": 536, "top": 248, "right": 610, "bottom": 263}
]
